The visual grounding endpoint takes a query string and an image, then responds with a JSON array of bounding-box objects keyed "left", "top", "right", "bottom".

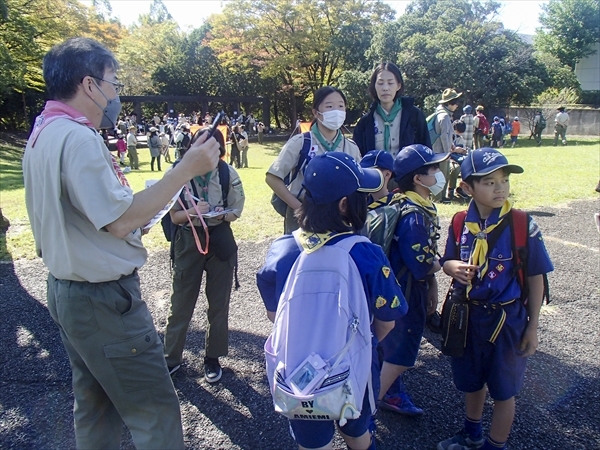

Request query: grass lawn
[{"left": 1, "top": 134, "right": 599, "bottom": 261}]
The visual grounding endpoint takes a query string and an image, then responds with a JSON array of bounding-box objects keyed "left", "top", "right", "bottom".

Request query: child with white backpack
[{"left": 258, "top": 152, "right": 408, "bottom": 450}]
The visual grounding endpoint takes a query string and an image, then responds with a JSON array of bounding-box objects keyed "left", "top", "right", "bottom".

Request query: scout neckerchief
[
  {"left": 297, "top": 230, "right": 354, "bottom": 254},
  {"left": 194, "top": 171, "right": 213, "bottom": 202},
  {"left": 311, "top": 122, "right": 343, "bottom": 152},
  {"left": 29, "top": 100, "right": 130, "bottom": 188},
  {"left": 397, "top": 190, "right": 438, "bottom": 225},
  {"left": 376, "top": 100, "right": 402, "bottom": 152},
  {"left": 464, "top": 199, "right": 512, "bottom": 296}
]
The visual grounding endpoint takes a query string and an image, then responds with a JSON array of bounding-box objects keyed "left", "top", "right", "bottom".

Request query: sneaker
[
  {"left": 204, "top": 357, "right": 222, "bottom": 383},
  {"left": 437, "top": 429, "right": 484, "bottom": 450},
  {"left": 168, "top": 364, "right": 181, "bottom": 376},
  {"left": 379, "top": 392, "right": 423, "bottom": 416},
  {"left": 456, "top": 187, "right": 470, "bottom": 200}
]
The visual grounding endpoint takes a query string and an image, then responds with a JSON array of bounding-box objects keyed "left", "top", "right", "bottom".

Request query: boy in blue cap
[
  {"left": 359, "top": 150, "right": 396, "bottom": 207},
  {"left": 258, "top": 152, "right": 407, "bottom": 450},
  {"left": 438, "top": 148, "right": 553, "bottom": 450},
  {"left": 378, "top": 144, "right": 450, "bottom": 415}
]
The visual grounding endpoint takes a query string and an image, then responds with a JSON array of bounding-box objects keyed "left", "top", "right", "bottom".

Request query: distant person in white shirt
[{"left": 554, "top": 106, "right": 569, "bottom": 146}]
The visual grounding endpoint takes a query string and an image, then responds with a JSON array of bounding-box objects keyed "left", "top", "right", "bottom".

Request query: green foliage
[
  {"left": 534, "top": 53, "right": 582, "bottom": 94},
  {"left": 207, "top": 0, "right": 394, "bottom": 125},
  {"left": 337, "top": 69, "right": 371, "bottom": 119},
  {"left": 535, "top": 0, "right": 600, "bottom": 69},
  {"left": 368, "top": 0, "right": 548, "bottom": 107}
]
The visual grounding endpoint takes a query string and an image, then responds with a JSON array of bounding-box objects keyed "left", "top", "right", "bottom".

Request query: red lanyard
[{"left": 178, "top": 185, "right": 209, "bottom": 255}]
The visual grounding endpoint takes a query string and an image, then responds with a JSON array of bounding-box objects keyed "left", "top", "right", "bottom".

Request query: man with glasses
[{"left": 22, "top": 37, "right": 220, "bottom": 450}]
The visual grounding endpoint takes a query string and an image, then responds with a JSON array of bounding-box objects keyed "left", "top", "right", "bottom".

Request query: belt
[{"left": 469, "top": 299, "right": 516, "bottom": 344}]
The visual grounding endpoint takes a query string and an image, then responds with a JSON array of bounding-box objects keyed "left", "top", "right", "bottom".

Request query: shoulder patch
[
  {"left": 412, "top": 243, "right": 421, "bottom": 252},
  {"left": 391, "top": 296, "right": 401, "bottom": 308},
  {"left": 381, "top": 266, "right": 391, "bottom": 278},
  {"left": 528, "top": 217, "right": 541, "bottom": 238},
  {"left": 416, "top": 254, "right": 425, "bottom": 262},
  {"left": 375, "top": 296, "right": 387, "bottom": 309}
]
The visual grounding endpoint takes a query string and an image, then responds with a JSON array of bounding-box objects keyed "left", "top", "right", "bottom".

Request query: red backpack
[
  {"left": 451, "top": 209, "right": 549, "bottom": 305},
  {"left": 476, "top": 113, "right": 489, "bottom": 135}
]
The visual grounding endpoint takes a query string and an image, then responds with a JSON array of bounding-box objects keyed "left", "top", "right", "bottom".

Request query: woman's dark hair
[
  {"left": 296, "top": 191, "right": 368, "bottom": 234},
  {"left": 368, "top": 62, "right": 405, "bottom": 102},
  {"left": 313, "top": 86, "right": 347, "bottom": 110},
  {"left": 43, "top": 37, "right": 119, "bottom": 101},
  {"left": 396, "top": 164, "right": 440, "bottom": 193},
  {"left": 192, "top": 127, "right": 226, "bottom": 157}
]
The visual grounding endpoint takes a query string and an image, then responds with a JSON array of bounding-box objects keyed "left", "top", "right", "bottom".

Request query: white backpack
[{"left": 264, "top": 231, "right": 374, "bottom": 426}]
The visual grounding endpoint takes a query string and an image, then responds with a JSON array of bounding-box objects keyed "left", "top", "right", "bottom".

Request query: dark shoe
[
  {"left": 437, "top": 429, "right": 484, "bottom": 450},
  {"left": 595, "top": 180, "right": 600, "bottom": 193},
  {"left": 426, "top": 311, "right": 443, "bottom": 334},
  {"left": 456, "top": 187, "right": 470, "bottom": 200},
  {"left": 204, "top": 357, "right": 222, "bottom": 383},
  {"left": 168, "top": 364, "right": 181, "bottom": 377},
  {"left": 440, "top": 197, "right": 451, "bottom": 205},
  {"left": 379, "top": 391, "right": 423, "bottom": 416}
]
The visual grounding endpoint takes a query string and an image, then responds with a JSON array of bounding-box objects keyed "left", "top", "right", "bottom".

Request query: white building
[{"left": 575, "top": 42, "right": 600, "bottom": 92}]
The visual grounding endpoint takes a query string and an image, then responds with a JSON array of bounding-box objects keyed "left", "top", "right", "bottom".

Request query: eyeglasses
[{"left": 92, "top": 77, "right": 125, "bottom": 95}]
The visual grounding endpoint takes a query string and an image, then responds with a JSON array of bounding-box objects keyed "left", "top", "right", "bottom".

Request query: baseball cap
[
  {"left": 463, "top": 105, "right": 472, "bottom": 114},
  {"left": 149, "top": 127, "right": 158, "bottom": 132},
  {"left": 360, "top": 150, "right": 394, "bottom": 172},
  {"left": 461, "top": 148, "right": 524, "bottom": 180},
  {"left": 302, "top": 152, "right": 384, "bottom": 205},
  {"left": 393, "top": 144, "right": 450, "bottom": 181},
  {"left": 514, "top": 116, "right": 519, "bottom": 121}
]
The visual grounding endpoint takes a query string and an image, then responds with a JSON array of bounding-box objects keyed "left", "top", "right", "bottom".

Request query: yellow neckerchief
[
  {"left": 395, "top": 191, "right": 438, "bottom": 225},
  {"left": 465, "top": 199, "right": 512, "bottom": 295},
  {"left": 298, "top": 230, "right": 354, "bottom": 254}
]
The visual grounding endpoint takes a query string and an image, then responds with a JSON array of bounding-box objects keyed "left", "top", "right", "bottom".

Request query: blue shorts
[
  {"left": 380, "top": 283, "right": 427, "bottom": 367},
  {"left": 289, "top": 386, "right": 372, "bottom": 448},
  {"left": 451, "top": 300, "right": 528, "bottom": 401}
]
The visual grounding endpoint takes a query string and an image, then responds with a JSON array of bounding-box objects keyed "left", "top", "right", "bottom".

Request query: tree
[
  {"left": 535, "top": 0, "right": 600, "bottom": 70},
  {"left": 368, "top": 0, "right": 547, "bottom": 108},
  {"left": 207, "top": 0, "right": 394, "bottom": 126},
  {"left": 521, "top": 87, "right": 581, "bottom": 135}
]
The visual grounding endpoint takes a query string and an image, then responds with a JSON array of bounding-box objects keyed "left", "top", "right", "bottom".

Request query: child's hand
[
  {"left": 443, "top": 260, "right": 478, "bottom": 284},
  {"left": 427, "top": 278, "right": 439, "bottom": 315},
  {"left": 520, "top": 324, "right": 539, "bottom": 356},
  {"left": 189, "top": 199, "right": 210, "bottom": 214}
]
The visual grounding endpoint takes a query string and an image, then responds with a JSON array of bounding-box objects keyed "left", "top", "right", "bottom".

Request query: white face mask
[
  {"left": 318, "top": 110, "right": 346, "bottom": 131},
  {"left": 420, "top": 171, "right": 446, "bottom": 196}
]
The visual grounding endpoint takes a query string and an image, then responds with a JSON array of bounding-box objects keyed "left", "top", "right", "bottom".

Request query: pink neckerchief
[{"left": 30, "top": 100, "right": 129, "bottom": 187}]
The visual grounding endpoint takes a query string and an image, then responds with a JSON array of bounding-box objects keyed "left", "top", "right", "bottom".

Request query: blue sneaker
[
  {"left": 379, "top": 391, "right": 423, "bottom": 416},
  {"left": 437, "top": 429, "right": 484, "bottom": 450}
]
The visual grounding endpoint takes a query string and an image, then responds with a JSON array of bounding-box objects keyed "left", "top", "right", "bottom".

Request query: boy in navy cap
[
  {"left": 258, "top": 152, "right": 407, "bottom": 450},
  {"left": 378, "top": 144, "right": 449, "bottom": 415},
  {"left": 438, "top": 148, "right": 553, "bottom": 450},
  {"left": 360, "top": 150, "right": 396, "bottom": 207}
]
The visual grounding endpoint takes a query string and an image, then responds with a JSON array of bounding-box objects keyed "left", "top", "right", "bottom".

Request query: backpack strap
[
  {"left": 451, "top": 210, "right": 468, "bottom": 250},
  {"left": 218, "top": 159, "right": 230, "bottom": 208},
  {"left": 285, "top": 132, "right": 312, "bottom": 185}
]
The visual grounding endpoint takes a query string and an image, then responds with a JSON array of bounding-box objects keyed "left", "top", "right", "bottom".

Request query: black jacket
[{"left": 352, "top": 97, "right": 431, "bottom": 156}]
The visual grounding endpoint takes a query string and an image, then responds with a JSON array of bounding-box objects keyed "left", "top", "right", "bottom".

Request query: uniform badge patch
[
  {"left": 412, "top": 243, "right": 421, "bottom": 252},
  {"left": 391, "top": 296, "right": 400, "bottom": 308},
  {"left": 496, "top": 264, "right": 504, "bottom": 272},
  {"left": 426, "top": 257, "right": 433, "bottom": 264},
  {"left": 375, "top": 296, "right": 387, "bottom": 309},
  {"left": 382, "top": 266, "right": 391, "bottom": 278},
  {"left": 488, "top": 271, "right": 497, "bottom": 279},
  {"left": 423, "top": 245, "right": 430, "bottom": 254},
  {"left": 416, "top": 254, "right": 425, "bottom": 262},
  {"left": 461, "top": 234, "right": 467, "bottom": 244}
]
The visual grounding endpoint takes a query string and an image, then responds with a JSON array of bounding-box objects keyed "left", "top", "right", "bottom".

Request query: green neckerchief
[
  {"left": 298, "top": 230, "right": 354, "bottom": 254},
  {"left": 194, "top": 171, "right": 213, "bottom": 201},
  {"left": 376, "top": 100, "right": 402, "bottom": 152},
  {"left": 311, "top": 122, "right": 343, "bottom": 152}
]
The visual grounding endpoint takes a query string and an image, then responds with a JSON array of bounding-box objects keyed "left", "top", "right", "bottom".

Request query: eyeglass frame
[{"left": 90, "top": 76, "right": 125, "bottom": 95}]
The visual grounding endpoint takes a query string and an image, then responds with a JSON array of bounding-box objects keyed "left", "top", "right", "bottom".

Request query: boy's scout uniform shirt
[
  {"left": 373, "top": 110, "right": 402, "bottom": 157},
  {"left": 257, "top": 233, "right": 408, "bottom": 338},
  {"left": 172, "top": 163, "right": 245, "bottom": 227},
  {"left": 440, "top": 207, "right": 554, "bottom": 303},
  {"left": 389, "top": 202, "right": 439, "bottom": 287},
  {"left": 267, "top": 132, "right": 361, "bottom": 198}
]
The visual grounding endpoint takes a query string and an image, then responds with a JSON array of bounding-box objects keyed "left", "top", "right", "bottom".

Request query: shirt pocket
[{"left": 488, "top": 247, "right": 513, "bottom": 262}]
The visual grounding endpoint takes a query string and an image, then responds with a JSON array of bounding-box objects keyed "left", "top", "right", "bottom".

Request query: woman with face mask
[
  {"left": 352, "top": 62, "right": 430, "bottom": 159},
  {"left": 266, "top": 86, "right": 361, "bottom": 234}
]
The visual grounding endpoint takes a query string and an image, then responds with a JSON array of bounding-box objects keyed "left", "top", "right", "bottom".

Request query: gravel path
[{"left": 1, "top": 198, "right": 599, "bottom": 450}]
